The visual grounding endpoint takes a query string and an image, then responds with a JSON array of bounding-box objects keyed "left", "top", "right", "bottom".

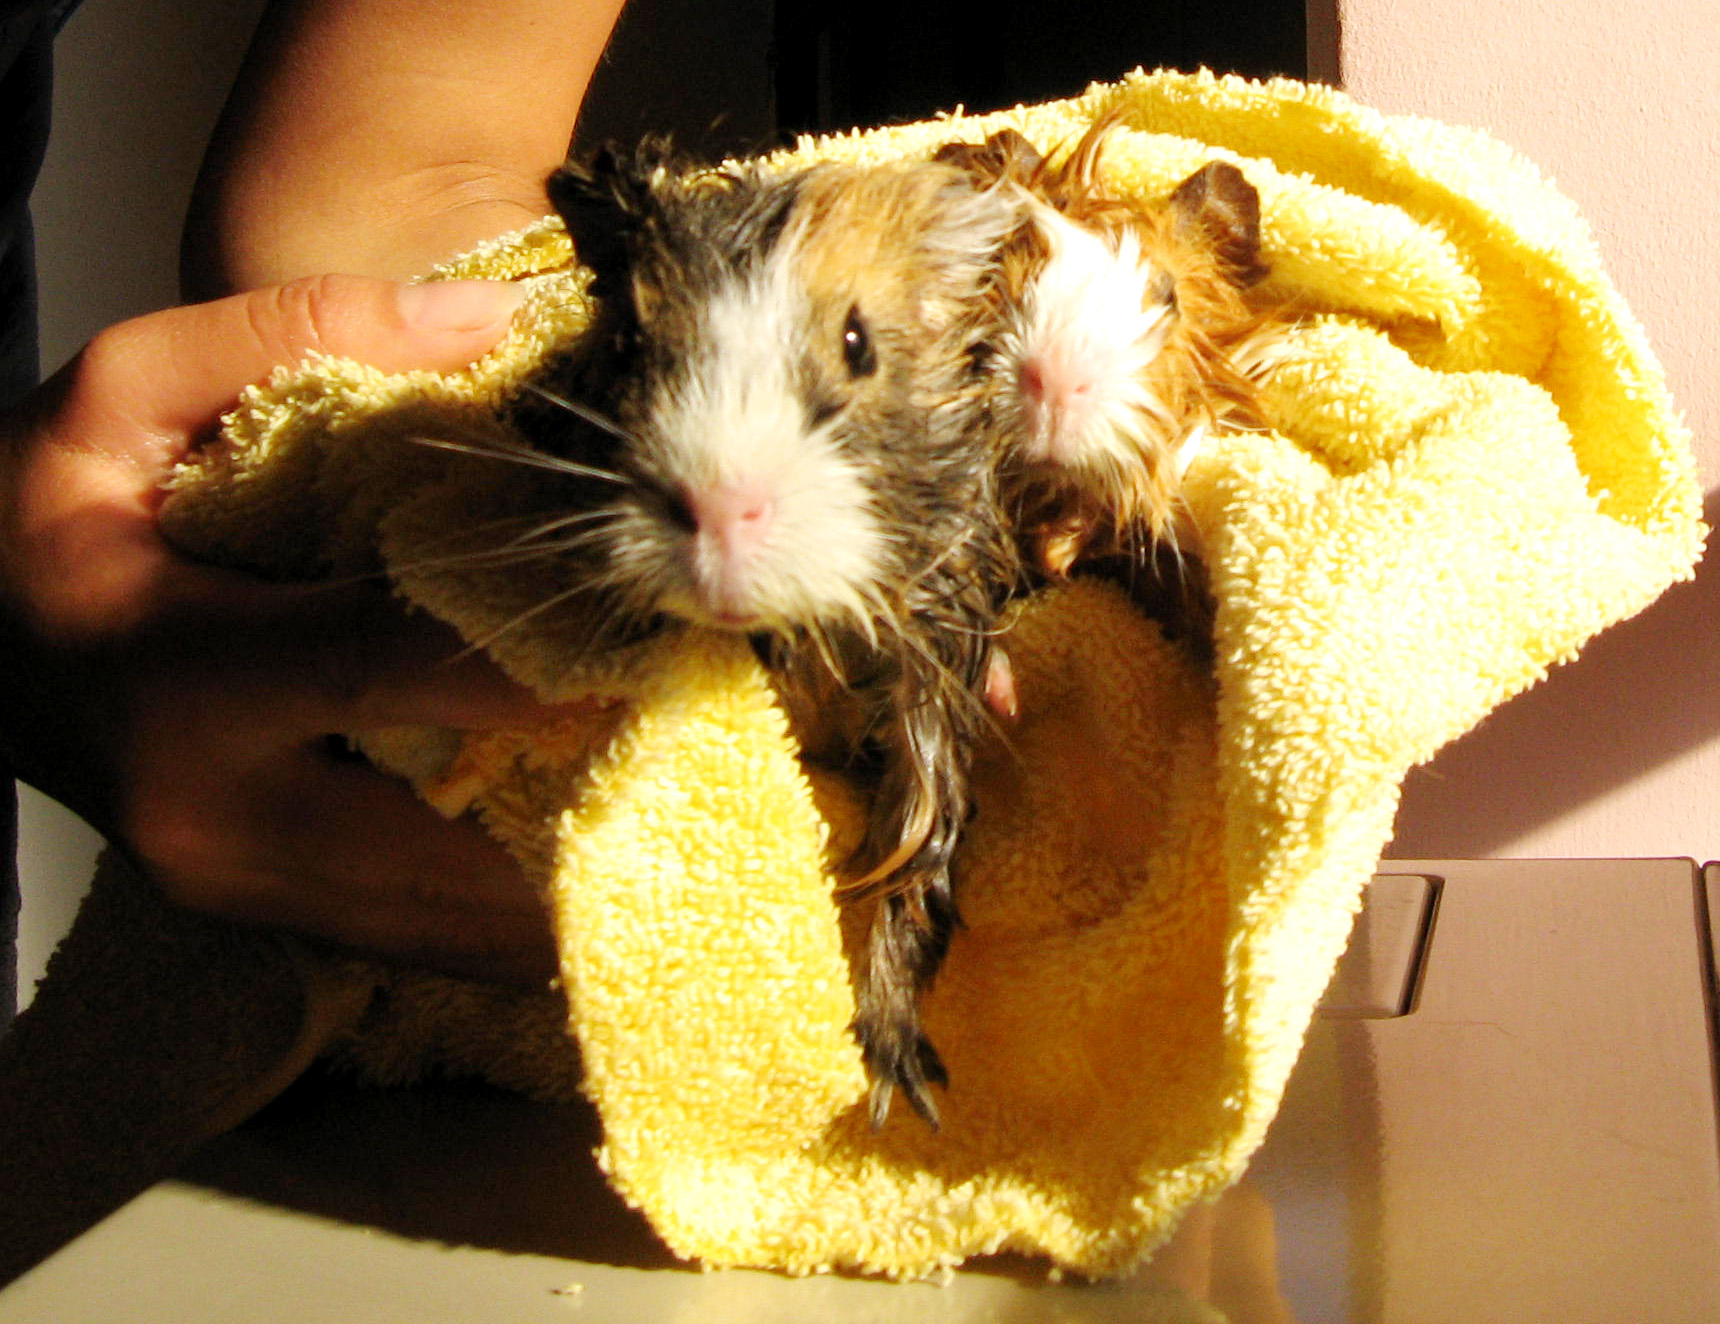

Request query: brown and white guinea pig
[
  {"left": 936, "top": 120, "right": 1288, "bottom": 611},
  {"left": 498, "top": 144, "right": 1022, "bottom": 1128}
]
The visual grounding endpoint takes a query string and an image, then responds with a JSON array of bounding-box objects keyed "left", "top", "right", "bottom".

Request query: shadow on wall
[{"left": 1387, "top": 487, "right": 1717, "bottom": 860}]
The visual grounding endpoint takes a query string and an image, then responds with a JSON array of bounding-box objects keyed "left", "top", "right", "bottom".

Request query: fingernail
[{"left": 398, "top": 280, "right": 528, "bottom": 334}]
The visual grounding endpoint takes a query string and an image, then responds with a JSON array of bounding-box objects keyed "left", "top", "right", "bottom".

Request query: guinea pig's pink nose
[
  {"left": 1020, "top": 345, "right": 1093, "bottom": 405},
  {"left": 688, "top": 480, "right": 776, "bottom": 558},
  {"left": 1018, "top": 348, "right": 1095, "bottom": 462}
]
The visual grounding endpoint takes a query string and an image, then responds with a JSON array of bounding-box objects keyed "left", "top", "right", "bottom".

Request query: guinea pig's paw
[{"left": 856, "top": 1008, "right": 949, "bottom": 1132}]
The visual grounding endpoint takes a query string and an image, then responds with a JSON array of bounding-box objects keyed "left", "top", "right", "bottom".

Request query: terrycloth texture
[{"left": 10, "top": 69, "right": 1703, "bottom": 1282}]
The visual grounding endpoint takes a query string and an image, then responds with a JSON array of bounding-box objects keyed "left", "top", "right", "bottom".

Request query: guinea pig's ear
[
  {"left": 1167, "top": 161, "right": 1270, "bottom": 288},
  {"left": 547, "top": 145, "right": 640, "bottom": 293},
  {"left": 933, "top": 128, "right": 1045, "bottom": 185},
  {"left": 987, "top": 129, "right": 1047, "bottom": 177},
  {"left": 919, "top": 171, "right": 1025, "bottom": 295}
]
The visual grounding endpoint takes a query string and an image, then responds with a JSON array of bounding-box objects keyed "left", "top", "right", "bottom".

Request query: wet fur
[
  {"left": 495, "top": 145, "right": 1021, "bottom": 1127},
  {"left": 938, "top": 121, "right": 1288, "bottom": 631}
]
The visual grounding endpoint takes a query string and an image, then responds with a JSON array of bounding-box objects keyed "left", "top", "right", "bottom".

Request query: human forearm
[{"left": 182, "top": 0, "right": 628, "bottom": 298}]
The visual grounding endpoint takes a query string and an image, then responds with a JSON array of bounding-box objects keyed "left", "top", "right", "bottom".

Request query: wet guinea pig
[
  {"left": 937, "top": 122, "right": 1288, "bottom": 617},
  {"left": 504, "top": 145, "right": 1021, "bottom": 1128}
]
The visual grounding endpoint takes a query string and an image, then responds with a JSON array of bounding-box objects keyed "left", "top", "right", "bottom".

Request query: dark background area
[
  {"left": 577, "top": 0, "right": 1310, "bottom": 159},
  {"left": 775, "top": 0, "right": 1308, "bottom": 137}
]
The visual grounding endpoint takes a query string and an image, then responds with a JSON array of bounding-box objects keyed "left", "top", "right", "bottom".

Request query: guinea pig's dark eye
[{"left": 841, "top": 307, "right": 876, "bottom": 378}]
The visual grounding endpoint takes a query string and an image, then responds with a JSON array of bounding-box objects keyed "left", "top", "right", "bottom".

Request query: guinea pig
[
  {"left": 494, "top": 144, "right": 1023, "bottom": 1128},
  {"left": 937, "top": 121, "right": 1288, "bottom": 625}
]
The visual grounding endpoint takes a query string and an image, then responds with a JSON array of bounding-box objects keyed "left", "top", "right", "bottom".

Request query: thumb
[{"left": 83, "top": 275, "right": 527, "bottom": 441}]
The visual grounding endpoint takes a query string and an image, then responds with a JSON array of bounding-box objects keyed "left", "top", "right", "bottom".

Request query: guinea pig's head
[
  {"left": 978, "top": 135, "right": 1275, "bottom": 561},
  {"left": 540, "top": 150, "right": 1016, "bottom": 641}
]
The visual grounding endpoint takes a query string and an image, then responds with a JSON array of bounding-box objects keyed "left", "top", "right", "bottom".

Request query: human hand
[{"left": 0, "top": 275, "right": 568, "bottom": 985}]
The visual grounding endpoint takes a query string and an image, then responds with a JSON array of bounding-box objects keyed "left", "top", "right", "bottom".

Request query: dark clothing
[
  {"left": 2, "top": 0, "right": 85, "bottom": 1023},
  {"left": 1, "top": 3, "right": 55, "bottom": 409}
]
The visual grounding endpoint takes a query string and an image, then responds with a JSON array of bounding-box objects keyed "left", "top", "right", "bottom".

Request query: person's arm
[
  {"left": 0, "top": 276, "right": 577, "bottom": 985},
  {"left": 181, "top": 0, "right": 629, "bottom": 297}
]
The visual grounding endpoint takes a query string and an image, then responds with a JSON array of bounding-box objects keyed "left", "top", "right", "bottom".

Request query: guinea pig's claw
[{"left": 861, "top": 1023, "right": 948, "bottom": 1131}]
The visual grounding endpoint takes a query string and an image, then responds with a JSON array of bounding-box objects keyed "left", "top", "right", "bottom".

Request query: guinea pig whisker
[
  {"left": 461, "top": 581, "right": 614, "bottom": 656},
  {"left": 516, "top": 380, "right": 638, "bottom": 446},
  {"left": 403, "top": 431, "right": 625, "bottom": 485},
  {"left": 493, "top": 507, "right": 613, "bottom": 551},
  {"left": 384, "top": 537, "right": 592, "bottom": 579},
  {"left": 372, "top": 512, "right": 611, "bottom": 578}
]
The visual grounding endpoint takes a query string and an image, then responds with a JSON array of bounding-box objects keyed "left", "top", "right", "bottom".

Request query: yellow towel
[{"left": 44, "top": 68, "right": 1709, "bottom": 1281}]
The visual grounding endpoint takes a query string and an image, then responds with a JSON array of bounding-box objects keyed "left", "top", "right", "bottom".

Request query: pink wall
[{"left": 1335, "top": 0, "right": 1720, "bottom": 861}]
